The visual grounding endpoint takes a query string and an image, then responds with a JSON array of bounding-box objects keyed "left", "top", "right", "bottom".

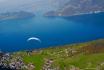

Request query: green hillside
[{"left": 12, "top": 39, "right": 104, "bottom": 70}]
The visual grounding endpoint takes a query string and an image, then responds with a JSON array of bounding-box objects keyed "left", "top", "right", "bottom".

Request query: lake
[{"left": 0, "top": 13, "right": 104, "bottom": 52}]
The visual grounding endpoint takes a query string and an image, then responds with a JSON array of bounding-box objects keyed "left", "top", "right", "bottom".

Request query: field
[{"left": 12, "top": 39, "right": 104, "bottom": 70}]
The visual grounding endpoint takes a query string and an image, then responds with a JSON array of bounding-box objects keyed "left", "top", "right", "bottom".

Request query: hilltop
[{"left": 0, "top": 39, "right": 104, "bottom": 70}]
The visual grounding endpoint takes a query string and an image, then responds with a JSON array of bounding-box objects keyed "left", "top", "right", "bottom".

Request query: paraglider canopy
[{"left": 27, "top": 37, "right": 41, "bottom": 43}]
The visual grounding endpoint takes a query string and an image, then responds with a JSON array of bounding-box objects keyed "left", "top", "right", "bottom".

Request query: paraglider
[{"left": 27, "top": 37, "right": 41, "bottom": 43}]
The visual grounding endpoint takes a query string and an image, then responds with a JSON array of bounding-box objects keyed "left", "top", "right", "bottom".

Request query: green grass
[
  {"left": 22, "top": 54, "right": 44, "bottom": 70},
  {"left": 67, "top": 53, "right": 104, "bottom": 68},
  {"left": 13, "top": 39, "right": 104, "bottom": 70},
  {"left": 19, "top": 53, "right": 104, "bottom": 70}
]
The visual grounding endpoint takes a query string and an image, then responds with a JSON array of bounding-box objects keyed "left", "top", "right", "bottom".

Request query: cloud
[{"left": 0, "top": 0, "right": 60, "bottom": 13}]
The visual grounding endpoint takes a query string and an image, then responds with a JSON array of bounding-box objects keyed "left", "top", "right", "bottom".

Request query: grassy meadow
[{"left": 12, "top": 39, "right": 104, "bottom": 70}]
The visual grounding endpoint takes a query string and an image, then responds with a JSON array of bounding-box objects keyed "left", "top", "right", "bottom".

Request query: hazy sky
[{"left": 0, "top": 0, "right": 59, "bottom": 14}]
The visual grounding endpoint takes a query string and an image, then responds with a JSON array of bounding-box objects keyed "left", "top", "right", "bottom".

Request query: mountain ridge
[{"left": 45, "top": 0, "right": 104, "bottom": 16}]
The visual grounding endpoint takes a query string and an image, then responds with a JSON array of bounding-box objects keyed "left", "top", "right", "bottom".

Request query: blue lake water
[{"left": 0, "top": 13, "right": 104, "bottom": 52}]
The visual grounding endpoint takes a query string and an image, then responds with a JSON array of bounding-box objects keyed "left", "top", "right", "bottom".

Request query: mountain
[
  {"left": 0, "top": 11, "right": 35, "bottom": 20},
  {"left": 45, "top": 0, "right": 104, "bottom": 16},
  {"left": 0, "top": 0, "right": 62, "bottom": 14}
]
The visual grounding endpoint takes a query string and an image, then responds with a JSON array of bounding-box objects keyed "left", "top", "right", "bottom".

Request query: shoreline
[
  {"left": 1, "top": 38, "right": 103, "bottom": 53},
  {"left": 45, "top": 11, "right": 104, "bottom": 17}
]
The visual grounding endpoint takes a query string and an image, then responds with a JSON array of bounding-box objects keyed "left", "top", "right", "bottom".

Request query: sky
[{"left": 0, "top": 0, "right": 59, "bottom": 14}]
